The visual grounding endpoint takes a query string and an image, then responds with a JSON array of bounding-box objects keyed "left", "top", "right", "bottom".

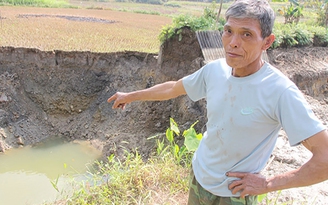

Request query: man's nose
[{"left": 229, "top": 34, "right": 241, "bottom": 48}]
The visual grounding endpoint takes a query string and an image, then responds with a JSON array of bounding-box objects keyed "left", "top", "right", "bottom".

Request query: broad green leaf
[
  {"left": 170, "top": 118, "right": 180, "bottom": 135},
  {"left": 184, "top": 135, "right": 200, "bottom": 151},
  {"left": 183, "top": 127, "right": 197, "bottom": 138}
]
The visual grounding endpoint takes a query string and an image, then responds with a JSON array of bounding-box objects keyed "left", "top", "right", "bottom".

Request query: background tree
[{"left": 278, "top": 0, "right": 304, "bottom": 24}]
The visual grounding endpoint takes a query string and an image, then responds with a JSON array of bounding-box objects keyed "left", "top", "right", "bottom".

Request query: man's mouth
[{"left": 226, "top": 52, "right": 242, "bottom": 58}]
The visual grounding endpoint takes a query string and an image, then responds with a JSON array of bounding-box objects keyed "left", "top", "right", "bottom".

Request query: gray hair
[{"left": 225, "top": 0, "right": 275, "bottom": 38}]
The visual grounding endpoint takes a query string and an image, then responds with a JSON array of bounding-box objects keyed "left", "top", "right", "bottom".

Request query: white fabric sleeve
[
  {"left": 275, "top": 85, "right": 326, "bottom": 146},
  {"left": 182, "top": 66, "right": 207, "bottom": 102}
]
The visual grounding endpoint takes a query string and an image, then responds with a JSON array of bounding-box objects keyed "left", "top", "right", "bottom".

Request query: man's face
[{"left": 222, "top": 17, "right": 271, "bottom": 76}]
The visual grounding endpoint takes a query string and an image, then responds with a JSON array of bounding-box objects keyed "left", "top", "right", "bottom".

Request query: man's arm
[
  {"left": 107, "top": 79, "right": 186, "bottom": 109},
  {"left": 227, "top": 129, "right": 328, "bottom": 198}
]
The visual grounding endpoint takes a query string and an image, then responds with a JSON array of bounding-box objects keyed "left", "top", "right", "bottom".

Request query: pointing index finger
[{"left": 107, "top": 93, "right": 117, "bottom": 103}]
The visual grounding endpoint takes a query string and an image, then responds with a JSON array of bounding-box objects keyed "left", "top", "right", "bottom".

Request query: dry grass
[
  {"left": 54, "top": 152, "right": 190, "bottom": 205},
  {"left": 0, "top": 6, "right": 172, "bottom": 53}
]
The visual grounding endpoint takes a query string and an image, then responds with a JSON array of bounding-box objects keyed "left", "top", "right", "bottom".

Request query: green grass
[
  {"left": 55, "top": 151, "right": 190, "bottom": 205},
  {"left": 0, "top": 0, "right": 72, "bottom": 7},
  {"left": 49, "top": 118, "right": 197, "bottom": 205}
]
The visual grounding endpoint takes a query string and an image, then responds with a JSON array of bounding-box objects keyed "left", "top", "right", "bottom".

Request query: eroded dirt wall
[
  {"left": 268, "top": 47, "right": 328, "bottom": 101},
  {"left": 0, "top": 44, "right": 205, "bottom": 157}
]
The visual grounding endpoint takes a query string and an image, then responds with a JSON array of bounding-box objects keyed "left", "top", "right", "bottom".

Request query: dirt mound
[{"left": 0, "top": 27, "right": 328, "bottom": 204}]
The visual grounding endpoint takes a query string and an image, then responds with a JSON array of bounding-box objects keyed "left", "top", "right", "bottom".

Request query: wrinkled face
[{"left": 222, "top": 17, "right": 272, "bottom": 77}]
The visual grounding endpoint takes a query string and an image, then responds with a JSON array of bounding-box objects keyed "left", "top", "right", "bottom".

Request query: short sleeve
[
  {"left": 182, "top": 66, "right": 207, "bottom": 102},
  {"left": 275, "top": 85, "right": 326, "bottom": 146}
]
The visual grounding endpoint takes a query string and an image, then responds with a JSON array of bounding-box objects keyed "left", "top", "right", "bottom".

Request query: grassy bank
[{"left": 49, "top": 118, "right": 197, "bottom": 204}]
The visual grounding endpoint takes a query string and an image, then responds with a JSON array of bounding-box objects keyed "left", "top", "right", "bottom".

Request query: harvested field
[{"left": 0, "top": 6, "right": 172, "bottom": 52}]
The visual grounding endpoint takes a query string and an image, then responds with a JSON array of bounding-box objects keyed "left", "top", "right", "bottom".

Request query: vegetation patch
[
  {"left": 159, "top": 1, "right": 328, "bottom": 49},
  {"left": 52, "top": 118, "right": 199, "bottom": 204}
]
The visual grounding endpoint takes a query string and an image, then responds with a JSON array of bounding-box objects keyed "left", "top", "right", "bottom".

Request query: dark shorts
[{"left": 187, "top": 170, "right": 258, "bottom": 205}]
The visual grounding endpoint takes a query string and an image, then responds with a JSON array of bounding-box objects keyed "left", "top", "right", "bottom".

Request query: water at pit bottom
[{"left": 0, "top": 137, "right": 102, "bottom": 205}]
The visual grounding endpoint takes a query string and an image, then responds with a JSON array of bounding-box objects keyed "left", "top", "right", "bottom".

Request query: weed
[{"left": 50, "top": 118, "right": 202, "bottom": 204}]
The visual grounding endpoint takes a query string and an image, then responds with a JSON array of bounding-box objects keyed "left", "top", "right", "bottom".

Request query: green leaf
[
  {"left": 170, "top": 118, "right": 180, "bottom": 135},
  {"left": 156, "top": 139, "right": 165, "bottom": 155},
  {"left": 183, "top": 122, "right": 202, "bottom": 151},
  {"left": 166, "top": 128, "right": 174, "bottom": 143},
  {"left": 257, "top": 194, "right": 267, "bottom": 203},
  {"left": 183, "top": 126, "right": 197, "bottom": 138},
  {"left": 174, "top": 144, "right": 180, "bottom": 156},
  {"left": 184, "top": 135, "right": 201, "bottom": 151},
  {"left": 179, "top": 145, "right": 187, "bottom": 156},
  {"left": 196, "top": 133, "right": 203, "bottom": 140}
]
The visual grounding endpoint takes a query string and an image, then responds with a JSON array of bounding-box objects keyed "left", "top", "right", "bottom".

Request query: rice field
[
  {"left": 0, "top": 1, "right": 290, "bottom": 53},
  {"left": 0, "top": 6, "right": 173, "bottom": 53}
]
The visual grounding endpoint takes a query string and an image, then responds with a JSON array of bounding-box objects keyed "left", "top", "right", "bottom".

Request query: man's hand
[
  {"left": 107, "top": 92, "right": 129, "bottom": 110},
  {"left": 107, "top": 80, "right": 186, "bottom": 110},
  {"left": 227, "top": 172, "right": 268, "bottom": 198}
]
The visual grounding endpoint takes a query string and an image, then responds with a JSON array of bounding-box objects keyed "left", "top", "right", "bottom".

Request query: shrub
[
  {"left": 271, "top": 23, "right": 327, "bottom": 49},
  {"left": 163, "top": 2, "right": 181, "bottom": 8},
  {"left": 312, "top": 26, "right": 328, "bottom": 46},
  {"left": 293, "top": 24, "right": 313, "bottom": 47},
  {"left": 159, "top": 2, "right": 225, "bottom": 43},
  {"left": 278, "top": 2, "right": 304, "bottom": 24}
]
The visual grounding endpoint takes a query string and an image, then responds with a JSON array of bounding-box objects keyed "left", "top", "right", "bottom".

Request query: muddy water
[{"left": 0, "top": 137, "right": 102, "bottom": 205}]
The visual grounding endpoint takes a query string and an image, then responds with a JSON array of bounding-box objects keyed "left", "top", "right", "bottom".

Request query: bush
[
  {"left": 159, "top": 2, "right": 225, "bottom": 43},
  {"left": 163, "top": 2, "right": 181, "bottom": 8},
  {"left": 270, "top": 23, "right": 327, "bottom": 49},
  {"left": 312, "top": 26, "right": 328, "bottom": 47}
]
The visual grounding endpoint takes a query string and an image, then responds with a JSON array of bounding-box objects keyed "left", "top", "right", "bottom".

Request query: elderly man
[{"left": 107, "top": 0, "right": 328, "bottom": 204}]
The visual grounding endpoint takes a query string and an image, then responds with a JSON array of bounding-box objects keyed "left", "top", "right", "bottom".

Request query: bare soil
[{"left": 0, "top": 26, "right": 328, "bottom": 204}]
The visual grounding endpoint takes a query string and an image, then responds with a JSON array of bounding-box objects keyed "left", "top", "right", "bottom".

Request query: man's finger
[
  {"left": 117, "top": 103, "right": 126, "bottom": 110},
  {"left": 228, "top": 180, "right": 241, "bottom": 189},
  {"left": 107, "top": 94, "right": 117, "bottom": 103},
  {"left": 228, "top": 180, "right": 243, "bottom": 191},
  {"left": 240, "top": 190, "right": 250, "bottom": 199},
  {"left": 226, "top": 172, "right": 248, "bottom": 178}
]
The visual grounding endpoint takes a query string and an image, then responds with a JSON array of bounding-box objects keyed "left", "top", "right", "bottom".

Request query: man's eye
[{"left": 244, "top": 32, "right": 251, "bottom": 37}]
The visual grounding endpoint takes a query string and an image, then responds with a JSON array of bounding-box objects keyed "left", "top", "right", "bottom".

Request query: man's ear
[{"left": 262, "top": 34, "right": 275, "bottom": 50}]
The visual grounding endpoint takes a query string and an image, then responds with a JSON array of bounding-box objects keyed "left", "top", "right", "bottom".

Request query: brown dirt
[{"left": 0, "top": 26, "right": 328, "bottom": 204}]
